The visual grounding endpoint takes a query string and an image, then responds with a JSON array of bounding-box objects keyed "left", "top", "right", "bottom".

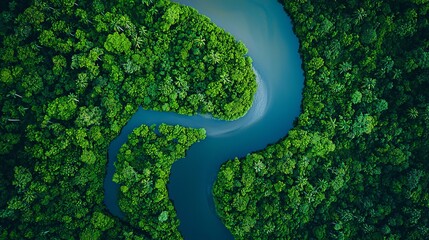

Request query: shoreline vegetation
[
  {"left": 114, "top": 124, "right": 206, "bottom": 239},
  {"left": 213, "top": 0, "right": 429, "bottom": 239},
  {"left": 0, "top": 0, "right": 256, "bottom": 239},
  {"left": 103, "top": 62, "right": 267, "bottom": 238},
  {"left": 1, "top": 0, "right": 428, "bottom": 239}
]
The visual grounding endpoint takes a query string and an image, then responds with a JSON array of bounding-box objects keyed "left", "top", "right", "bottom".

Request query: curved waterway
[{"left": 104, "top": 0, "right": 304, "bottom": 239}]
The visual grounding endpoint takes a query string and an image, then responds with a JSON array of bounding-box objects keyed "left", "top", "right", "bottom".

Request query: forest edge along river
[{"left": 104, "top": 0, "right": 304, "bottom": 239}]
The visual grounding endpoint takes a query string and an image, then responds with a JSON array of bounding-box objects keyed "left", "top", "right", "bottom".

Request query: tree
[
  {"left": 46, "top": 96, "right": 77, "bottom": 121},
  {"left": 308, "top": 57, "right": 324, "bottom": 71},
  {"left": 12, "top": 166, "right": 32, "bottom": 192},
  {"left": 52, "top": 55, "right": 67, "bottom": 75},
  {"left": 104, "top": 32, "right": 131, "bottom": 54},
  {"left": 408, "top": 107, "right": 419, "bottom": 119},
  {"left": 75, "top": 106, "right": 102, "bottom": 127},
  {"left": 81, "top": 149, "right": 96, "bottom": 164},
  {"left": 194, "top": 36, "right": 206, "bottom": 47},
  {"left": 0, "top": 68, "right": 13, "bottom": 84},
  {"left": 339, "top": 61, "right": 352, "bottom": 74},
  {"left": 132, "top": 34, "right": 144, "bottom": 49},
  {"left": 361, "top": 24, "right": 377, "bottom": 45},
  {"left": 350, "top": 113, "right": 376, "bottom": 137},
  {"left": 351, "top": 90, "right": 362, "bottom": 104},
  {"left": 0, "top": 133, "right": 20, "bottom": 155},
  {"left": 354, "top": 8, "right": 367, "bottom": 25},
  {"left": 208, "top": 50, "right": 222, "bottom": 64},
  {"left": 158, "top": 211, "right": 169, "bottom": 222},
  {"left": 91, "top": 212, "right": 114, "bottom": 231},
  {"left": 161, "top": 4, "right": 180, "bottom": 31}
]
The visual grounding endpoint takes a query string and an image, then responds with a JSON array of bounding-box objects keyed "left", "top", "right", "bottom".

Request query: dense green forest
[
  {"left": 0, "top": 0, "right": 255, "bottom": 239},
  {"left": 213, "top": 0, "right": 429, "bottom": 239},
  {"left": 114, "top": 124, "right": 205, "bottom": 239},
  {"left": 2, "top": 0, "right": 429, "bottom": 239}
]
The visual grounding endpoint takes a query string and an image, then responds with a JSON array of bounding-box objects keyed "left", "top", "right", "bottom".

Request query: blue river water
[{"left": 104, "top": 0, "right": 304, "bottom": 239}]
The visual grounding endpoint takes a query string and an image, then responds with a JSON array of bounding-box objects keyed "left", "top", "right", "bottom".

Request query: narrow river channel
[{"left": 104, "top": 0, "right": 304, "bottom": 239}]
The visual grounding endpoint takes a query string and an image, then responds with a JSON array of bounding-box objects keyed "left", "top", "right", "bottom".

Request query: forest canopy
[
  {"left": 0, "top": 0, "right": 255, "bottom": 239},
  {"left": 114, "top": 124, "right": 206, "bottom": 239},
  {"left": 1, "top": 0, "right": 429, "bottom": 239},
  {"left": 213, "top": 0, "right": 429, "bottom": 239}
]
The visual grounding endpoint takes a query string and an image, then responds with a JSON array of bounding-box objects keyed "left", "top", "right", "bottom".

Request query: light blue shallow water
[{"left": 104, "top": 0, "right": 304, "bottom": 239}]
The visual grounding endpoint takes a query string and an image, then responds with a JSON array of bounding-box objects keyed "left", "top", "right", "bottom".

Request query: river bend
[{"left": 104, "top": 1, "right": 304, "bottom": 239}]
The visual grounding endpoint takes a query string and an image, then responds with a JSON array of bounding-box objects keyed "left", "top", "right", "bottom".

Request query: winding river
[{"left": 104, "top": 0, "right": 304, "bottom": 239}]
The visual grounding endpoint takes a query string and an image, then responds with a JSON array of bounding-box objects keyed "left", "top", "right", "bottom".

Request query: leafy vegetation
[
  {"left": 0, "top": 0, "right": 255, "bottom": 239},
  {"left": 114, "top": 124, "right": 206, "bottom": 239},
  {"left": 2, "top": 0, "right": 428, "bottom": 239},
  {"left": 213, "top": 0, "right": 429, "bottom": 239}
]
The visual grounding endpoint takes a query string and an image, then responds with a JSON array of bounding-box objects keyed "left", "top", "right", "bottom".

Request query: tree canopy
[
  {"left": 114, "top": 124, "right": 205, "bottom": 239},
  {"left": 1, "top": 0, "right": 428, "bottom": 239},
  {"left": 0, "top": 0, "right": 255, "bottom": 239},
  {"left": 213, "top": 0, "right": 429, "bottom": 239}
]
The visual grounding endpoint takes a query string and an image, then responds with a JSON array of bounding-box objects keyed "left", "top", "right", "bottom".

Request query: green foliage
[
  {"left": 104, "top": 32, "right": 131, "bottom": 54},
  {"left": 45, "top": 96, "right": 78, "bottom": 121},
  {"left": 2, "top": 0, "right": 428, "bottom": 239},
  {"left": 114, "top": 124, "right": 205, "bottom": 239},
  {"left": 12, "top": 166, "right": 32, "bottom": 192},
  {"left": 75, "top": 106, "right": 102, "bottom": 127},
  {"left": 91, "top": 212, "right": 114, "bottom": 231},
  {"left": 0, "top": 0, "right": 254, "bottom": 239},
  {"left": 0, "top": 68, "right": 13, "bottom": 85},
  {"left": 158, "top": 211, "right": 169, "bottom": 222},
  {"left": 162, "top": 4, "right": 181, "bottom": 31},
  {"left": 214, "top": 0, "right": 429, "bottom": 239},
  {"left": 361, "top": 24, "right": 377, "bottom": 45}
]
